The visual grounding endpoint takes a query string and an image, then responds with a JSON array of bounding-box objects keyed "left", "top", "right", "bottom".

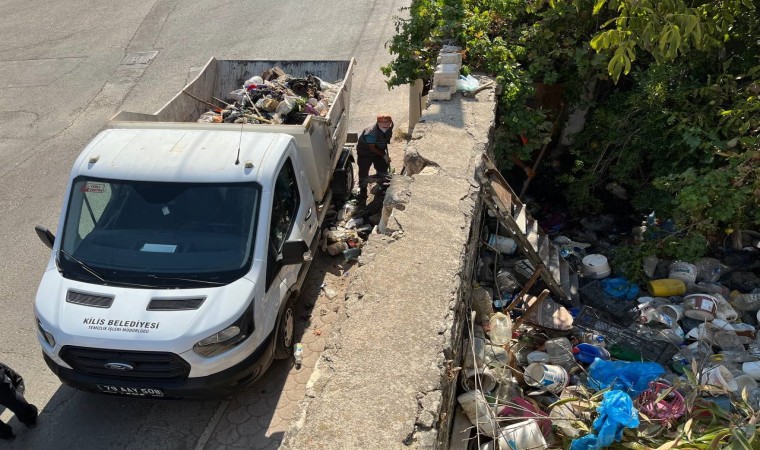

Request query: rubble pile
[
  {"left": 197, "top": 67, "right": 339, "bottom": 125},
  {"left": 456, "top": 210, "right": 760, "bottom": 449}
]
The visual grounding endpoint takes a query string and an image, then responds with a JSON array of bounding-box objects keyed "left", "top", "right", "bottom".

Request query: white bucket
[
  {"left": 581, "top": 254, "right": 611, "bottom": 279},
  {"left": 457, "top": 390, "right": 499, "bottom": 437},
  {"left": 497, "top": 419, "right": 548, "bottom": 450},
  {"left": 461, "top": 367, "right": 498, "bottom": 393},
  {"left": 743, "top": 361, "right": 760, "bottom": 381},
  {"left": 487, "top": 234, "right": 517, "bottom": 255},
  {"left": 524, "top": 363, "right": 568, "bottom": 394},
  {"left": 669, "top": 261, "right": 698, "bottom": 286}
]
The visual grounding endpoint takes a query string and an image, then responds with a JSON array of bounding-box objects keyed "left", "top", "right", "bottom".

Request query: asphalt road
[{"left": 0, "top": 1, "right": 409, "bottom": 447}]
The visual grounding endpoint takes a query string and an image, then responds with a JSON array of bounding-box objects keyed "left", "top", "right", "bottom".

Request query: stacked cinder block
[{"left": 429, "top": 46, "right": 462, "bottom": 101}]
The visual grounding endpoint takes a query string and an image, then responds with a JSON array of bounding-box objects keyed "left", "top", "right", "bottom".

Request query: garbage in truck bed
[
  {"left": 451, "top": 189, "right": 760, "bottom": 448},
  {"left": 196, "top": 66, "right": 339, "bottom": 125}
]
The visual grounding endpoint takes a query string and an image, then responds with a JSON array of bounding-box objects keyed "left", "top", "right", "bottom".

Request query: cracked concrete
[{"left": 282, "top": 80, "right": 496, "bottom": 449}]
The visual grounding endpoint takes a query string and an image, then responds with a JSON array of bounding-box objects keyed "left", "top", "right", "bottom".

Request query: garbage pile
[
  {"left": 320, "top": 199, "right": 376, "bottom": 261},
  {"left": 197, "top": 66, "right": 339, "bottom": 125},
  {"left": 456, "top": 212, "right": 760, "bottom": 449}
]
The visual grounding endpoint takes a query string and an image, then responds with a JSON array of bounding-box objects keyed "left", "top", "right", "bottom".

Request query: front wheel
[{"left": 274, "top": 295, "right": 296, "bottom": 359}]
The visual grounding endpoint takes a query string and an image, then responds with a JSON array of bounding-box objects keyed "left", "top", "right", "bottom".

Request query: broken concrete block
[
  {"left": 441, "top": 44, "right": 462, "bottom": 53},
  {"left": 433, "top": 76, "right": 457, "bottom": 87},
  {"left": 437, "top": 52, "right": 462, "bottom": 65},
  {"left": 428, "top": 87, "right": 452, "bottom": 101}
]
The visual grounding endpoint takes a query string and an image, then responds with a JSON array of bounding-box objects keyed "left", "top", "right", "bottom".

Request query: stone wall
[{"left": 281, "top": 78, "right": 496, "bottom": 449}]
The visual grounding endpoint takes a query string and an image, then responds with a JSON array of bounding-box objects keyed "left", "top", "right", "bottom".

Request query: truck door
[{"left": 265, "top": 156, "right": 308, "bottom": 301}]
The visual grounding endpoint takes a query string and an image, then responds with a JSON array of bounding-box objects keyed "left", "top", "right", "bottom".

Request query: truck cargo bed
[{"left": 109, "top": 58, "right": 354, "bottom": 203}]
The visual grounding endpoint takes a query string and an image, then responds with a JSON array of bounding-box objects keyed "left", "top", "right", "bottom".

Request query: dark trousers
[
  {"left": 357, "top": 151, "right": 389, "bottom": 192},
  {"left": 0, "top": 384, "right": 36, "bottom": 435}
]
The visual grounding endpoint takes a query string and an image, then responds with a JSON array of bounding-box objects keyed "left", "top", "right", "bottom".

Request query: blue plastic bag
[
  {"left": 570, "top": 390, "right": 639, "bottom": 450},
  {"left": 587, "top": 359, "right": 664, "bottom": 397}
]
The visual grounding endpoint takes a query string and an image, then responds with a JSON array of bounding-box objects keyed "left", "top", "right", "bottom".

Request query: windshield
[{"left": 59, "top": 177, "right": 260, "bottom": 288}]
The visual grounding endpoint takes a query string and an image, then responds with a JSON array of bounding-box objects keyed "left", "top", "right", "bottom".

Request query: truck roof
[{"left": 73, "top": 128, "right": 293, "bottom": 184}]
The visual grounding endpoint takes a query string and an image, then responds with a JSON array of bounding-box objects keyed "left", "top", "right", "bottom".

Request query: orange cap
[{"left": 376, "top": 114, "right": 393, "bottom": 123}]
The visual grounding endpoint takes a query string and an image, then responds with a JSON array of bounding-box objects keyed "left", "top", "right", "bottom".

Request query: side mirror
[
  {"left": 280, "top": 240, "right": 311, "bottom": 266},
  {"left": 35, "top": 225, "right": 55, "bottom": 249}
]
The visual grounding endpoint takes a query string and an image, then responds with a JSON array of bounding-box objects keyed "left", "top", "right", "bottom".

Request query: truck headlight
[
  {"left": 37, "top": 318, "right": 56, "bottom": 348},
  {"left": 193, "top": 301, "right": 254, "bottom": 358}
]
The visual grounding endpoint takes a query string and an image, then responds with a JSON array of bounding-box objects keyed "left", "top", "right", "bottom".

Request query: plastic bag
[
  {"left": 694, "top": 257, "right": 729, "bottom": 283},
  {"left": 587, "top": 359, "right": 665, "bottom": 397},
  {"left": 570, "top": 390, "right": 639, "bottom": 450},
  {"left": 228, "top": 88, "right": 247, "bottom": 102},
  {"left": 456, "top": 74, "right": 480, "bottom": 92}
]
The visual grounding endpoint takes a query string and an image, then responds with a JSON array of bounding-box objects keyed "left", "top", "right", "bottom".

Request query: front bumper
[{"left": 43, "top": 331, "right": 275, "bottom": 399}]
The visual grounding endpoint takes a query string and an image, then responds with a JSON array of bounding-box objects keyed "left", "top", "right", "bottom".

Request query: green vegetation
[{"left": 383, "top": 0, "right": 759, "bottom": 275}]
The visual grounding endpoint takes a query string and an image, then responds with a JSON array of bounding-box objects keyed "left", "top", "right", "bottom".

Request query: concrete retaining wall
[{"left": 282, "top": 78, "right": 496, "bottom": 449}]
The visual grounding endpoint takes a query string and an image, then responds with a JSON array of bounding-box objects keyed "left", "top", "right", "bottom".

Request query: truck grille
[{"left": 59, "top": 346, "right": 190, "bottom": 380}]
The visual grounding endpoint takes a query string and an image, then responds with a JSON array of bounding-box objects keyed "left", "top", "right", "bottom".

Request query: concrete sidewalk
[{"left": 281, "top": 82, "right": 496, "bottom": 449}]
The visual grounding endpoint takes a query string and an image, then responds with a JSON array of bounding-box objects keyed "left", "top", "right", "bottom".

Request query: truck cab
[{"left": 35, "top": 129, "right": 320, "bottom": 398}]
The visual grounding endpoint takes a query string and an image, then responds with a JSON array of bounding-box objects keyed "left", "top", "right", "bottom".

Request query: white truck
[{"left": 33, "top": 58, "right": 356, "bottom": 398}]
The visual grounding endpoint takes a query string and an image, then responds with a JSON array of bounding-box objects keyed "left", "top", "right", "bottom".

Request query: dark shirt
[{"left": 356, "top": 123, "right": 393, "bottom": 156}]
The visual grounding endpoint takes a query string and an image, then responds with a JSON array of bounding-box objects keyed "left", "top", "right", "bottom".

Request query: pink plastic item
[
  {"left": 498, "top": 396, "right": 552, "bottom": 437},
  {"left": 637, "top": 381, "right": 686, "bottom": 423}
]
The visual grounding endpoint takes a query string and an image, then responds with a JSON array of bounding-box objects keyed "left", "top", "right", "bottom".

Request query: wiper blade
[
  {"left": 60, "top": 249, "right": 107, "bottom": 284},
  {"left": 147, "top": 274, "right": 224, "bottom": 286},
  {"left": 59, "top": 250, "right": 157, "bottom": 289}
]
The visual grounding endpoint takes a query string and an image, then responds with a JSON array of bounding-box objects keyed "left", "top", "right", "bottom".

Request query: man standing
[
  {"left": 0, "top": 363, "right": 38, "bottom": 441},
  {"left": 356, "top": 114, "right": 393, "bottom": 199}
]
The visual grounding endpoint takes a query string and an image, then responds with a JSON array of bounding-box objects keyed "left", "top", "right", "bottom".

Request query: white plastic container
[
  {"left": 700, "top": 365, "right": 739, "bottom": 393},
  {"left": 524, "top": 363, "right": 568, "bottom": 394},
  {"left": 457, "top": 390, "right": 499, "bottom": 438},
  {"left": 743, "top": 361, "right": 760, "bottom": 381},
  {"left": 669, "top": 261, "right": 698, "bottom": 286},
  {"left": 582, "top": 254, "right": 611, "bottom": 279},
  {"left": 495, "top": 419, "right": 548, "bottom": 450},
  {"left": 461, "top": 367, "right": 497, "bottom": 393},
  {"left": 488, "top": 312, "right": 513, "bottom": 345},
  {"left": 487, "top": 234, "right": 517, "bottom": 255}
]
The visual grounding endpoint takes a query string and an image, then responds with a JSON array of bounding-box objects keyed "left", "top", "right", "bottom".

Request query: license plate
[{"left": 96, "top": 384, "right": 165, "bottom": 398}]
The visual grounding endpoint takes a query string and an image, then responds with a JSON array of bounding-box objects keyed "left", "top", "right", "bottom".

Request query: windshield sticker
[
  {"left": 83, "top": 317, "right": 160, "bottom": 334},
  {"left": 82, "top": 182, "right": 105, "bottom": 193},
  {"left": 140, "top": 243, "right": 177, "bottom": 253}
]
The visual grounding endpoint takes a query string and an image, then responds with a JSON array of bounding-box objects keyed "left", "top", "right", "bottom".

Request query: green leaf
[
  {"left": 730, "top": 428, "right": 752, "bottom": 450},
  {"left": 593, "top": 0, "right": 607, "bottom": 15}
]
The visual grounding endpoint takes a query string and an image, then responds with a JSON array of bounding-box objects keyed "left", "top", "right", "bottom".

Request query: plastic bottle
[
  {"left": 733, "top": 293, "right": 760, "bottom": 312},
  {"left": 545, "top": 337, "right": 575, "bottom": 371},
  {"left": 714, "top": 330, "right": 745, "bottom": 352},
  {"left": 488, "top": 312, "right": 513, "bottom": 345},
  {"left": 487, "top": 234, "right": 517, "bottom": 255},
  {"left": 572, "top": 343, "right": 611, "bottom": 364},
  {"left": 471, "top": 285, "right": 494, "bottom": 324},
  {"left": 608, "top": 344, "right": 642, "bottom": 361},
  {"left": 574, "top": 332, "right": 606, "bottom": 347},
  {"left": 294, "top": 343, "right": 304, "bottom": 367},
  {"left": 647, "top": 279, "right": 687, "bottom": 297}
]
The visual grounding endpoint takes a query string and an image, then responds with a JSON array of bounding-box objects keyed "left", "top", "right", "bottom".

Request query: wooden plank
[
  {"left": 526, "top": 219, "right": 539, "bottom": 252},
  {"left": 570, "top": 272, "right": 581, "bottom": 307},
  {"left": 486, "top": 174, "right": 514, "bottom": 215},
  {"left": 537, "top": 235, "right": 550, "bottom": 263},
  {"left": 514, "top": 289, "right": 550, "bottom": 329},
  {"left": 513, "top": 204, "right": 527, "bottom": 234},
  {"left": 559, "top": 258, "right": 571, "bottom": 301},
  {"left": 505, "top": 269, "right": 542, "bottom": 313}
]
